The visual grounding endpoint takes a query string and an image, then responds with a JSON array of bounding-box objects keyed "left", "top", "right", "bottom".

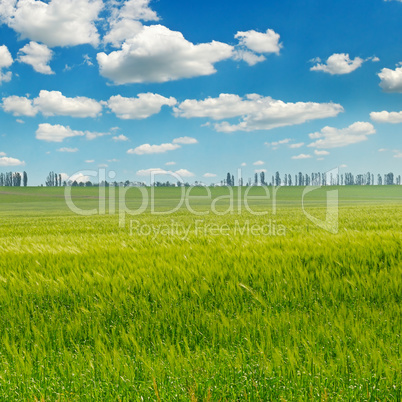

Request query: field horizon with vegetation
[{"left": 0, "top": 185, "right": 401, "bottom": 400}]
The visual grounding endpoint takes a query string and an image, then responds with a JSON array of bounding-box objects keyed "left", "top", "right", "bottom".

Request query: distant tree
[
  {"left": 377, "top": 174, "right": 382, "bottom": 185},
  {"left": 46, "top": 171, "right": 55, "bottom": 187},
  {"left": 23, "top": 171, "right": 28, "bottom": 187},
  {"left": 227, "top": 173, "right": 232, "bottom": 186},
  {"left": 0, "top": 173, "right": 4, "bottom": 186},
  {"left": 231, "top": 175, "right": 235, "bottom": 187},
  {"left": 260, "top": 171, "right": 266, "bottom": 186},
  {"left": 72, "top": 180, "right": 78, "bottom": 187},
  {"left": 288, "top": 175, "right": 292, "bottom": 186},
  {"left": 86, "top": 181, "right": 93, "bottom": 187},
  {"left": 275, "top": 171, "right": 281, "bottom": 186},
  {"left": 254, "top": 173, "right": 258, "bottom": 185}
]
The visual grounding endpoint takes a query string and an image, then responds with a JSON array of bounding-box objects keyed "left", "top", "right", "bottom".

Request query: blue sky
[{"left": 0, "top": 0, "right": 401, "bottom": 185}]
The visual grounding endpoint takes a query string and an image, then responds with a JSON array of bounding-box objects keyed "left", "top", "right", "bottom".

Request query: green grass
[{"left": 0, "top": 186, "right": 401, "bottom": 400}]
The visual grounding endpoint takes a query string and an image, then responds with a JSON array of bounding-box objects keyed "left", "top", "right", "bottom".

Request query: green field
[{"left": 0, "top": 186, "right": 401, "bottom": 400}]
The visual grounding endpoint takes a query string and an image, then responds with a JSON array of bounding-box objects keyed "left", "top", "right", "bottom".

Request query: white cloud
[
  {"left": 172, "top": 136, "right": 198, "bottom": 144},
  {"left": 69, "top": 172, "right": 90, "bottom": 183},
  {"left": 57, "top": 147, "right": 79, "bottom": 153},
  {"left": 112, "top": 134, "right": 129, "bottom": 141},
  {"left": 128, "top": 143, "right": 181, "bottom": 155},
  {"left": 339, "top": 164, "right": 348, "bottom": 168},
  {"left": 203, "top": 173, "right": 217, "bottom": 178},
  {"left": 289, "top": 142, "right": 304, "bottom": 149},
  {"left": 85, "top": 131, "right": 109, "bottom": 140},
  {"left": 2, "top": 95, "right": 37, "bottom": 116},
  {"left": 136, "top": 168, "right": 169, "bottom": 176},
  {"left": 175, "top": 93, "right": 343, "bottom": 132},
  {"left": 394, "top": 151, "right": 402, "bottom": 158},
  {"left": 292, "top": 153, "right": 312, "bottom": 160},
  {"left": 265, "top": 138, "right": 292, "bottom": 149},
  {"left": 235, "top": 29, "right": 282, "bottom": 54},
  {"left": 253, "top": 160, "right": 265, "bottom": 166},
  {"left": 308, "top": 122, "right": 376, "bottom": 149},
  {"left": 0, "top": 45, "right": 13, "bottom": 83},
  {"left": 35, "top": 123, "right": 105, "bottom": 142},
  {"left": 310, "top": 53, "right": 364, "bottom": 75},
  {"left": 107, "top": 93, "right": 176, "bottom": 119},
  {"left": 2, "top": 90, "right": 102, "bottom": 118},
  {"left": 233, "top": 50, "right": 266, "bottom": 66},
  {"left": 240, "top": 162, "right": 247, "bottom": 167},
  {"left": 85, "top": 159, "right": 95, "bottom": 163},
  {"left": 34, "top": 90, "right": 102, "bottom": 117},
  {"left": 378, "top": 66, "right": 402, "bottom": 92},
  {"left": 107, "top": 158, "right": 119, "bottom": 162},
  {"left": 1, "top": 0, "right": 103, "bottom": 47},
  {"left": 104, "top": 19, "right": 143, "bottom": 48},
  {"left": 165, "top": 161, "right": 176, "bottom": 166},
  {"left": 0, "top": 156, "right": 25, "bottom": 166},
  {"left": 36, "top": 123, "right": 85, "bottom": 142},
  {"left": 104, "top": 0, "right": 158, "bottom": 47},
  {"left": 175, "top": 169, "right": 194, "bottom": 177},
  {"left": 314, "top": 149, "right": 330, "bottom": 156},
  {"left": 254, "top": 169, "right": 267, "bottom": 173},
  {"left": 378, "top": 148, "right": 387, "bottom": 152},
  {"left": 97, "top": 24, "right": 234, "bottom": 84},
  {"left": 18, "top": 41, "right": 54, "bottom": 74},
  {"left": 0, "top": 152, "right": 6, "bottom": 157},
  {"left": 370, "top": 110, "right": 402, "bottom": 123}
]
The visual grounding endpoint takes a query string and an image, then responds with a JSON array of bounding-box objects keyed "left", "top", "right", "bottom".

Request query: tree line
[
  {"left": 222, "top": 171, "right": 401, "bottom": 186},
  {"left": 0, "top": 171, "right": 28, "bottom": 187}
]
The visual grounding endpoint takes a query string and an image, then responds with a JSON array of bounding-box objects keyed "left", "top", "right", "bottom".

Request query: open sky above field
[{"left": 0, "top": 0, "right": 402, "bottom": 185}]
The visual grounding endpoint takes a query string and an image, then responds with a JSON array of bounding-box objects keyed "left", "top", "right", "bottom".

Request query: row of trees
[
  {"left": 0, "top": 171, "right": 28, "bottom": 187},
  {"left": 222, "top": 171, "right": 401, "bottom": 186}
]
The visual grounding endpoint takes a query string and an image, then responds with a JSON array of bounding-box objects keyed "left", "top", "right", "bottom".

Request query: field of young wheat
[{"left": 0, "top": 186, "right": 401, "bottom": 400}]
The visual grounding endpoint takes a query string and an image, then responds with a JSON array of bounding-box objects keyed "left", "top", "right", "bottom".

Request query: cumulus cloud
[
  {"left": 174, "top": 93, "right": 343, "bottom": 132},
  {"left": 289, "top": 142, "right": 304, "bottom": 149},
  {"left": 36, "top": 123, "right": 85, "bottom": 142},
  {"left": 18, "top": 41, "right": 54, "bottom": 74},
  {"left": 0, "top": 156, "right": 25, "bottom": 166},
  {"left": 112, "top": 134, "right": 129, "bottom": 141},
  {"left": 308, "top": 122, "right": 376, "bottom": 149},
  {"left": 310, "top": 53, "right": 364, "bottom": 75},
  {"left": 107, "top": 93, "right": 176, "bottom": 119},
  {"left": 370, "top": 110, "right": 402, "bottom": 123},
  {"left": 57, "top": 147, "right": 78, "bottom": 152},
  {"left": 292, "top": 154, "right": 312, "bottom": 160},
  {"left": 378, "top": 66, "right": 402, "bottom": 92},
  {"left": 175, "top": 169, "right": 194, "bottom": 177},
  {"left": 2, "top": 90, "right": 102, "bottom": 118},
  {"left": 203, "top": 173, "right": 217, "bottom": 178},
  {"left": 34, "top": 90, "right": 102, "bottom": 117},
  {"left": 235, "top": 28, "right": 282, "bottom": 54},
  {"left": 97, "top": 24, "right": 234, "bottom": 84},
  {"left": 69, "top": 172, "right": 91, "bottom": 183},
  {"left": 128, "top": 143, "right": 181, "bottom": 155},
  {"left": 233, "top": 28, "right": 282, "bottom": 66},
  {"left": 172, "top": 136, "right": 198, "bottom": 144},
  {"left": 136, "top": 168, "right": 169, "bottom": 176},
  {"left": 1, "top": 0, "right": 103, "bottom": 47},
  {"left": 104, "top": 0, "right": 158, "bottom": 47},
  {"left": 253, "top": 160, "right": 265, "bottom": 166},
  {"left": 165, "top": 161, "right": 176, "bottom": 166},
  {"left": 0, "top": 45, "right": 13, "bottom": 83},
  {"left": 314, "top": 150, "right": 330, "bottom": 156},
  {"left": 35, "top": 123, "right": 106, "bottom": 142},
  {"left": 2, "top": 95, "right": 37, "bottom": 116}
]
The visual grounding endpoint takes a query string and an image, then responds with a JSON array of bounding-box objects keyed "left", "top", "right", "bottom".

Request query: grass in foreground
[{"left": 0, "top": 186, "right": 401, "bottom": 400}]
